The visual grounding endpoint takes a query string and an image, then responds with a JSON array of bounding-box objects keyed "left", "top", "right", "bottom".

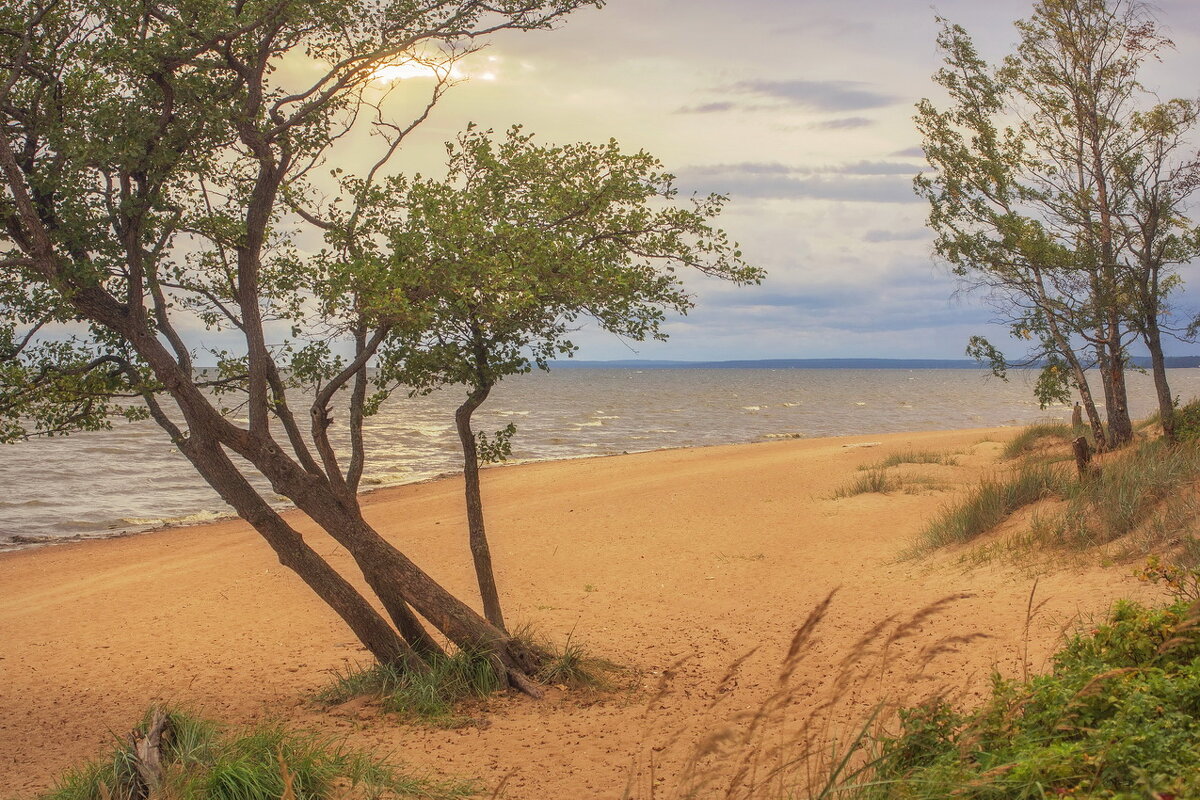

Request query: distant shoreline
[{"left": 545, "top": 357, "right": 1200, "bottom": 369}]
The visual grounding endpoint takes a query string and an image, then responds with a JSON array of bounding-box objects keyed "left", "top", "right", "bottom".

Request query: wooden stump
[
  {"left": 123, "top": 708, "right": 174, "bottom": 800},
  {"left": 1071, "top": 402, "right": 1083, "bottom": 428}
]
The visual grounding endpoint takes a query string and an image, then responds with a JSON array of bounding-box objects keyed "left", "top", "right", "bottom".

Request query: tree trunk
[
  {"left": 254, "top": 467, "right": 541, "bottom": 692},
  {"left": 178, "top": 435, "right": 428, "bottom": 672},
  {"left": 1144, "top": 321, "right": 1177, "bottom": 444},
  {"left": 1102, "top": 337, "right": 1133, "bottom": 447},
  {"left": 1038, "top": 294, "right": 1107, "bottom": 450},
  {"left": 455, "top": 385, "right": 507, "bottom": 631},
  {"left": 1072, "top": 436, "right": 1094, "bottom": 479},
  {"left": 126, "top": 708, "right": 172, "bottom": 800},
  {"left": 1052, "top": 331, "right": 1106, "bottom": 450}
]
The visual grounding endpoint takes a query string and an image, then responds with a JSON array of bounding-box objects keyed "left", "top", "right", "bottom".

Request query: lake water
[{"left": 4, "top": 367, "right": 1199, "bottom": 550}]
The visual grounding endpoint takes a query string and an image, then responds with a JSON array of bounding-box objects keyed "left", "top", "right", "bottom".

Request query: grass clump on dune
[
  {"left": 44, "top": 708, "right": 467, "bottom": 800},
  {"left": 831, "top": 468, "right": 900, "bottom": 498},
  {"left": 1035, "top": 439, "right": 1200, "bottom": 554},
  {"left": 861, "top": 449, "right": 959, "bottom": 470},
  {"left": 917, "top": 463, "right": 1069, "bottom": 550},
  {"left": 317, "top": 650, "right": 501, "bottom": 725},
  {"left": 999, "top": 422, "right": 1081, "bottom": 460}
]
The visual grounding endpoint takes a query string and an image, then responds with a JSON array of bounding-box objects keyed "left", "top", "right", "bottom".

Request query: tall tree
[
  {"left": 352, "top": 126, "right": 761, "bottom": 630},
  {"left": 917, "top": 0, "right": 1197, "bottom": 448},
  {"left": 1116, "top": 98, "right": 1200, "bottom": 442},
  {"left": 0, "top": 0, "right": 609, "bottom": 692}
]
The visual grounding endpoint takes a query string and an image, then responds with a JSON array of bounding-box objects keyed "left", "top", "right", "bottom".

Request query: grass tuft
[
  {"left": 43, "top": 708, "right": 468, "bottom": 800},
  {"left": 315, "top": 661, "right": 401, "bottom": 707},
  {"left": 317, "top": 650, "right": 501, "bottom": 726},
  {"left": 861, "top": 449, "right": 959, "bottom": 470},
  {"left": 509, "top": 625, "right": 620, "bottom": 690},
  {"left": 1000, "top": 422, "right": 1080, "bottom": 460},
  {"left": 539, "top": 642, "right": 620, "bottom": 690},
  {"left": 917, "top": 463, "right": 1069, "bottom": 550},
  {"left": 831, "top": 468, "right": 899, "bottom": 498},
  {"left": 382, "top": 650, "right": 501, "bottom": 723}
]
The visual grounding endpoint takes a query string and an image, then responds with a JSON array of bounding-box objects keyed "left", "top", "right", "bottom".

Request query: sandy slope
[{"left": 0, "top": 428, "right": 1159, "bottom": 798}]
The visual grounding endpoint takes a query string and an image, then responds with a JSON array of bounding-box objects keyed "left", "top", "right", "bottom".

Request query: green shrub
[
  {"left": 869, "top": 599, "right": 1200, "bottom": 799},
  {"left": 1174, "top": 398, "right": 1200, "bottom": 443}
]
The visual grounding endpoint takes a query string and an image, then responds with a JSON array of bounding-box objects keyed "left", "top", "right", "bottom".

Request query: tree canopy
[
  {"left": 1, "top": 0, "right": 657, "bottom": 690},
  {"left": 347, "top": 124, "right": 761, "bottom": 628}
]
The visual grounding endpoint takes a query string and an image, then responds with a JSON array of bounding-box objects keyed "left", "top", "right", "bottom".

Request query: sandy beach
[{"left": 0, "top": 427, "right": 1160, "bottom": 798}]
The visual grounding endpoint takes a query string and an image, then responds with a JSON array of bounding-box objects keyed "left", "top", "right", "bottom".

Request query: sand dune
[{"left": 0, "top": 428, "right": 1158, "bottom": 797}]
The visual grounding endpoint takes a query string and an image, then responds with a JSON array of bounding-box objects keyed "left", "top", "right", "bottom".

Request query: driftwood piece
[
  {"left": 1072, "top": 436, "right": 1093, "bottom": 479},
  {"left": 125, "top": 708, "right": 174, "bottom": 800}
]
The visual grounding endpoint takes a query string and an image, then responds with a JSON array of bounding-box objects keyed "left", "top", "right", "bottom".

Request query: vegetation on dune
[
  {"left": 317, "top": 632, "right": 617, "bottom": 725},
  {"left": 917, "top": 410, "right": 1200, "bottom": 564},
  {"left": 866, "top": 597, "right": 1200, "bottom": 799},
  {"left": 44, "top": 709, "right": 469, "bottom": 800},
  {"left": 832, "top": 450, "right": 960, "bottom": 498},
  {"left": 916, "top": 462, "right": 1070, "bottom": 551},
  {"left": 860, "top": 450, "right": 960, "bottom": 470},
  {"left": 832, "top": 468, "right": 902, "bottom": 498},
  {"left": 999, "top": 423, "right": 1084, "bottom": 461}
]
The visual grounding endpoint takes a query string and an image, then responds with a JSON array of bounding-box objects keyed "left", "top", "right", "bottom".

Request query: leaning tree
[
  {"left": 340, "top": 125, "right": 761, "bottom": 630},
  {"left": 916, "top": 0, "right": 1200, "bottom": 448},
  {"left": 0, "top": 0, "right": 628, "bottom": 692}
]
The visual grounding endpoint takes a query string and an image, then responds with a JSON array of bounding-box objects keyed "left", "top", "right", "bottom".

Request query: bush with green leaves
[
  {"left": 869, "top": 599, "right": 1200, "bottom": 799},
  {"left": 1173, "top": 399, "right": 1200, "bottom": 443}
]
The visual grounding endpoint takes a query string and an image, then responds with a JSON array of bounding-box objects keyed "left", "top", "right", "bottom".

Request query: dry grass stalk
[{"left": 626, "top": 590, "right": 981, "bottom": 799}]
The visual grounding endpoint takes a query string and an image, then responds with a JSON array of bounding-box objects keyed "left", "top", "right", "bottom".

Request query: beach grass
[
  {"left": 831, "top": 468, "right": 898, "bottom": 497},
  {"left": 318, "top": 633, "right": 617, "bottom": 723},
  {"left": 317, "top": 650, "right": 501, "bottom": 726},
  {"left": 1027, "top": 439, "right": 1200, "bottom": 555},
  {"left": 512, "top": 626, "right": 622, "bottom": 691},
  {"left": 859, "top": 449, "right": 959, "bottom": 470},
  {"left": 999, "top": 422, "right": 1082, "bottom": 460},
  {"left": 43, "top": 708, "right": 468, "bottom": 800},
  {"left": 915, "top": 462, "right": 1070, "bottom": 551},
  {"left": 629, "top": 592, "right": 987, "bottom": 800}
]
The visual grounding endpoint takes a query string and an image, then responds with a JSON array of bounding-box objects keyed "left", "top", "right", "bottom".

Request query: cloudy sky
[{"left": 361, "top": 0, "right": 1200, "bottom": 362}]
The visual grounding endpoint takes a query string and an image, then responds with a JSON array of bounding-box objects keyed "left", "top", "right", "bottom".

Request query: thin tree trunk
[
  {"left": 455, "top": 384, "right": 506, "bottom": 631},
  {"left": 1045, "top": 314, "right": 1107, "bottom": 449},
  {"left": 258, "top": 473, "right": 541, "bottom": 693},
  {"left": 1145, "top": 322, "right": 1177, "bottom": 443},
  {"left": 1103, "top": 334, "right": 1133, "bottom": 447},
  {"left": 141, "top": 343, "right": 527, "bottom": 685}
]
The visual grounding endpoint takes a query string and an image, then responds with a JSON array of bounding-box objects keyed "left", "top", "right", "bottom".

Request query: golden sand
[{"left": 0, "top": 428, "right": 1158, "bottom": 797}]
